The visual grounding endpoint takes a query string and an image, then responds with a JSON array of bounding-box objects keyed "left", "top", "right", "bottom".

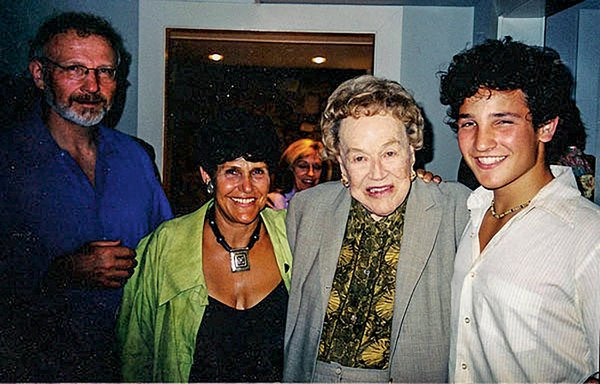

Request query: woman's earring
[
  {"left": 206, "top": 180, "right": 215, "bottom": 195},
  {"left": 341, "top": 176, "right": 350, "bottom": 188},
  {"left": 410, "top": 169, "right": 417, "bottom": 182}
]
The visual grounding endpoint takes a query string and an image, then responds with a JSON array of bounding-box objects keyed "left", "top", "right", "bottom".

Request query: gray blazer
[{"left": 283, "top": 179, "right": 470, "bottom": 382}]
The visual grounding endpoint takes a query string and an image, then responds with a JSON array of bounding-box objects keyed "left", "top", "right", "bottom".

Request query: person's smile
[{"left": 365, "top": 184, "right": 394, "bottom": 197}]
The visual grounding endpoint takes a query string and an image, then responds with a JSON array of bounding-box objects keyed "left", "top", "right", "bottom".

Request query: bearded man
[{"left": 0, "top": 12, "right": 172, "bottom": 382}]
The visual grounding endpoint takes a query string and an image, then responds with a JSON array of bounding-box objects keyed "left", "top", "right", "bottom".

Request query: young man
[
  {"left": 439, "top": 37, "right": 599, "bottom": 383},
  {"left": 0, "top": 12, "right": 172, "bottom": 381}
]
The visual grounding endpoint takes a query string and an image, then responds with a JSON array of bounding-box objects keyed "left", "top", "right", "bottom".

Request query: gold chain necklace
[{"left": 490, "top": 199, "right": 531, "bottom": 219}]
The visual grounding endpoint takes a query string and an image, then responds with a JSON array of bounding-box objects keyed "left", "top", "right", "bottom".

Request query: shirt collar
[
  {"left": 27, "top": 102, "right": 116, "bottom": 157},
  {"left": 467, "top": 165, "right": 581, "bottom": 226},
  {"left": 531, "top": 165, "right": 581, "bottom": 226}
]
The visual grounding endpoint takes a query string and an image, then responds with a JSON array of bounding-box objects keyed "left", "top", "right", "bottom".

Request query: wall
[
  {"left": 400, "top": 6, "right": 474, "bottom": 180},
  {"left": 497, "top": 16, "right": 545, "bottom": 45},
  {"left": 545, "top": 6, "right": 579, "bottom": 71},
  {"left": 546, "top": 2, "right": 600, "bottom": 203},
  {"left": 0, "top": 0, "right": 139, "bottom": 136},
  {"left": 473, "top": 0, "right": 499, "bottom": 43},
  {"left": 577, "top": 9, "right": 600, "bottom": 203}
]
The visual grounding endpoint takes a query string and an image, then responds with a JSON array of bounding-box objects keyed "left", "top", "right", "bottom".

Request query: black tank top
[{"left": 188, "top": 280, "right": 288, "bottom": 382}]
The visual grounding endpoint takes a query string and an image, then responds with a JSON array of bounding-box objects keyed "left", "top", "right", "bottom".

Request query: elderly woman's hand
[{"left": 415, "top": 169, "right": 442, "bottom": 184}]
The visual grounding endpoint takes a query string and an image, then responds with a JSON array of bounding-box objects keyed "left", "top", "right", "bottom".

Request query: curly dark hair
[
  {"left": 194, "top": 109, "right": 282, "bottom": 177},
  {"left": 29, "top": 12, "right": 131, "bottom": 84},
  {"left": 439, "top": 36, "right": 584, "bottom": 163}
]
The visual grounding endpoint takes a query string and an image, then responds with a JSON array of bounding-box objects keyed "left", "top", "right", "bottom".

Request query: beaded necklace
[
  {"left": 207, "top": 204, "right": 261, "bottom": 272},
  {"left": 490, "top": 199, "right": 531, "bottom": 219}
]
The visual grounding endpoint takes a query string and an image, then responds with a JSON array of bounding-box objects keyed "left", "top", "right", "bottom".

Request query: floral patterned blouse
[{"left": 318, "top": 198, "right": 407, "bottom": 369}]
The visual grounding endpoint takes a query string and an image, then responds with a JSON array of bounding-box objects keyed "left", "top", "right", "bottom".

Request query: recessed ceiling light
[
  {"left": 208, "top": 53, "right": 224, "bottom": 62},
  {"left": 311, "top": 56, "right": 326, "bottom": 64}
]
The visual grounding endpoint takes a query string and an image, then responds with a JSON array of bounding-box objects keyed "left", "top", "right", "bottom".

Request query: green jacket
[{"left": 117, "top": 200, "right": 292, "bottom": 382}]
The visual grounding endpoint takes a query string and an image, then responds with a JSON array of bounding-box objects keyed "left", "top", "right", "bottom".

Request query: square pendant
[{"left": 229, "top": 249, "right": 250, "bottom": 272}]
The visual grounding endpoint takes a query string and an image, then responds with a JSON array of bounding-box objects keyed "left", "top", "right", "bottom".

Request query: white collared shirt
[{"left": 450, "top": 166, "right": 600, "bottom": 383}]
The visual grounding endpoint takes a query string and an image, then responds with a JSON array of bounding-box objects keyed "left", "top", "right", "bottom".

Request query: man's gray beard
[{"left": 44, "top": 87, "right": 110, "bottom": 127}]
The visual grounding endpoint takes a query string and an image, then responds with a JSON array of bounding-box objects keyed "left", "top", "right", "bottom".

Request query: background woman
[
  {"left": 283, "top": 75, "right": 470, "bottom": 382},
  {"left": 117, "top": 109, "right": 292, "bottom": 382},
  {"left": 268, "top": 138, "right": 327, "bottom": 209}
]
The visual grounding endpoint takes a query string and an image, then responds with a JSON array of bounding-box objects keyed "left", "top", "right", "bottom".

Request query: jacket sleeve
[
  {"left": 285, "top": 195, "right": 300, "bottom": 254},
  {"left": 116, "top": 231, "right": 161, "bottom": 382}
]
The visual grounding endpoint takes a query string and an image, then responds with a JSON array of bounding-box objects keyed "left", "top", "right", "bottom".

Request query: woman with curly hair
[
  {"left": 284, "top": 75, "right": 470, "bottom": 382},
  {"left": 117, "top": 109, "right": 292, "bottom": 382}
]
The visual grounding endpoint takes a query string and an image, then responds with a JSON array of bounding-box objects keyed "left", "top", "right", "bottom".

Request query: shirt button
[
  {"left": 470, "top": 272, "right": 475, "bottom": 278},
  {"left": 335, "top": 367, "right": 342, "bottom": 375},
  {"left": 364, "top": 268, "right": 370, "bottom": 276},
  {"left": 351, "top": 314, "right": 357, "bottom": 322},
  {"left": 461, "top": 363, "right": 468, "bottom": 370},
  {"left": 464, "top": 317, "right": 470, "bottom": 324}
]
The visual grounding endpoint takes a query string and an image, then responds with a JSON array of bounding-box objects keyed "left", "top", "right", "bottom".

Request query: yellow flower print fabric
[{"left": 318, "top": 198, "right": 406, "bottom": 369}]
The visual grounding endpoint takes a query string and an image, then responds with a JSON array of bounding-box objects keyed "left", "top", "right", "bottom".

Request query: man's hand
[
  {"left": 416, "top": 168, "right": 442, "bottom": 184},
  {"left": 45, "top": 240, "right": 137, "bottom": 290},
  {"left": 71, "top": 240, "right": 137, "bottom": 288}
]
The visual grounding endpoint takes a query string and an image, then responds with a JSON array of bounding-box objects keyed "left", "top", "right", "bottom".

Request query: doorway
[{"left": 165, "top": 29, "right": 374, "bottom": 215}]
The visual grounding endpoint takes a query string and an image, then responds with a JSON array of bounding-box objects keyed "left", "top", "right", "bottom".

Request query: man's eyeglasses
[{"left": 40, "top": 57, "right": 117, "bottom": 83}]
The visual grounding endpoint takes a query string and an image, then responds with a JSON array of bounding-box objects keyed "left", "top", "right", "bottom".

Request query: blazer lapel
[
  {"left": 318, "top": 187, "right": 351, "bottom": 309},
  {"left": 390, "top": 181, "right": 443, "bottom": 354}
]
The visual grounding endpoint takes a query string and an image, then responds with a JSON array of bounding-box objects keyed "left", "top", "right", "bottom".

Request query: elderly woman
[
  {"left": 268, "top": 138, "right": 326, "bottom": 209},
  {"left": 117, "top": 109, "right": 292, "bottom": 382},
  {"left": 283, "top": 75, "right": 470, "bottom": 382}
]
